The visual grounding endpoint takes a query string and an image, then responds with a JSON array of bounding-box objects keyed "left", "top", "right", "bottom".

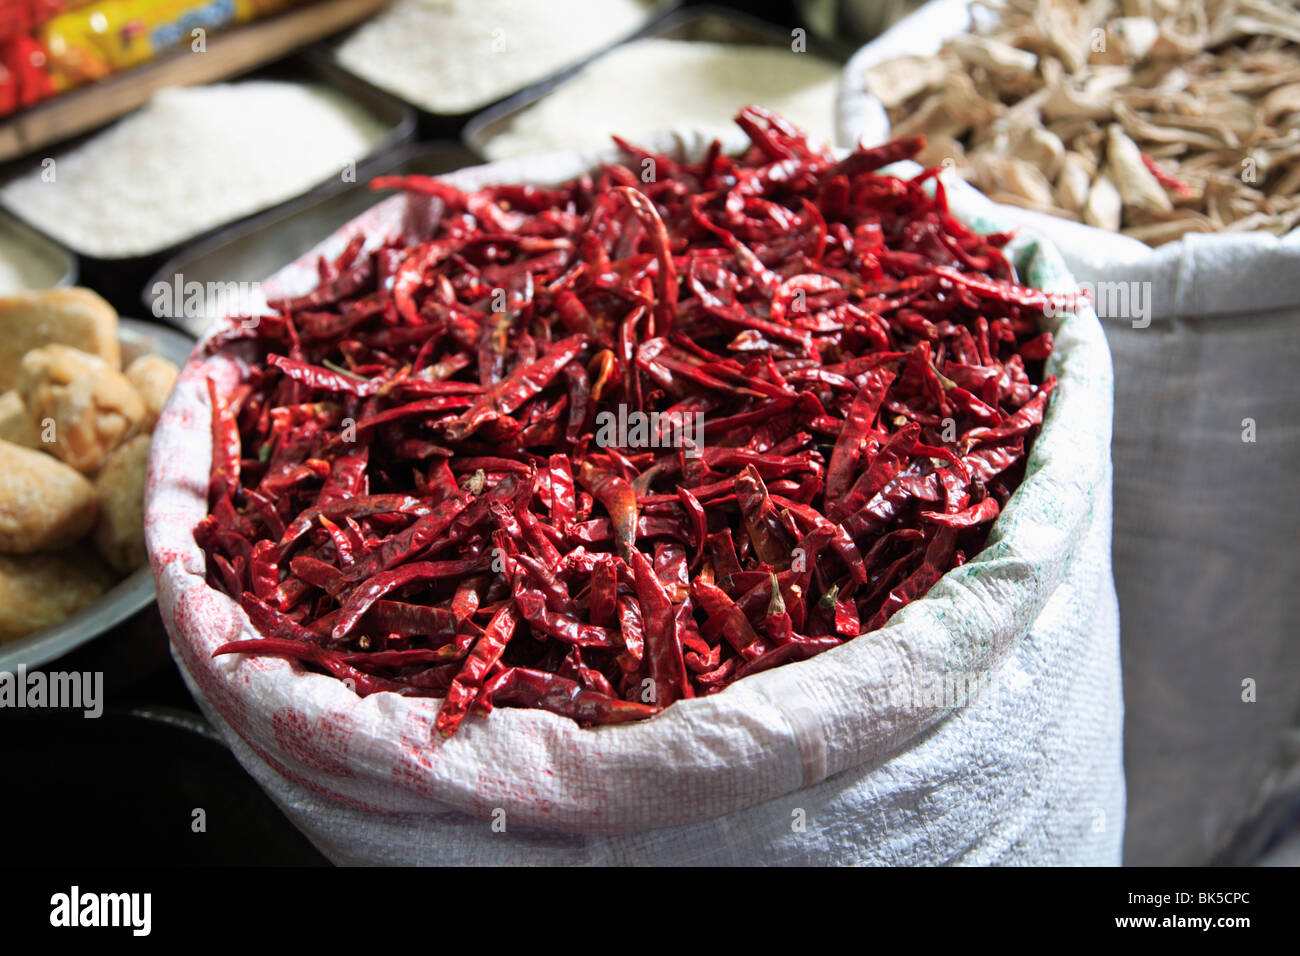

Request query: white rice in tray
[
  {"left": 0, "top": 82, "right": 388, "bottom": 259},
  {"left": 481, "top": 39, "right": 841, "bottom": 160},
  {"left": 336, "top": 0, "right": 656, "bottom": 115}
]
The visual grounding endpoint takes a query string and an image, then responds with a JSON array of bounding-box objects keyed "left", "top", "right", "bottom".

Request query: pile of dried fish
[{"left": 862, "top": 0, "right": 1300, "bottom": 245}]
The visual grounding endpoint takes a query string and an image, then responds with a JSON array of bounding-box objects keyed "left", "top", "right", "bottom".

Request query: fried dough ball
[
  {"left": 0, "top": 439, "right": 98, "bottom": 552},
  {"left": 0, "top": 549, "right": 116, "bottom": 642},
  {"left": 93, "top": 434, "right": 151, "bottom": 573},
  {"left": 0, "top": 288, "right": 119, "bottom": 392},
  {"left": 124, "top": 354, "right": 179, "bottom": 432},
  {"left": 0, "top": 390, "right": 40, "bottom": 448},
  {"left": 17, "top": 345, "right": 144, "bottom": 474}
]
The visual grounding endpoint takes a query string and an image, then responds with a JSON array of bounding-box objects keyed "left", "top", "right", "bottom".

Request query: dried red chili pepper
[
  {"left": 202, "top": 109, "right": 1062, "bottom": 735},
  {"left": 483, "top": 667, "right": 660, "bottom": 725},
  {"left": 436, "top": 603, "right": 522, "bottom": 736}
]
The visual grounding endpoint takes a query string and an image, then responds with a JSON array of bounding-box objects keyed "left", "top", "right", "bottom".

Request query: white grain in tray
[
  {"left": 482, "top": 39, "right": 841, "bottom": 160},
  {"left": 336, "top": 0, "right": 655, "bottom": 115},
  {"left": 0, "top": 82, "right": 387, "bottom": 259}
]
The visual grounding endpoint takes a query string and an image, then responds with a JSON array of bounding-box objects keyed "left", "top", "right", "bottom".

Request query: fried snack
[
  {"left": 124, "top": 354, "right": 179, "bottom": 432},
  {"left": 0, "top": 550, "right": 116, "bottom": 643},
  {"left": 93, "top": 434, "right": 150, "bottom": 574},
  {"left": 0, "top": 390, "right": 40, "bottom": 448},
  {"left": 0, "top": 439, "right": 98, "bottom": 553},
  {"left": 17, "top": 344, "right": 144, "bottom": 474},
  {"left": 0, "top": 288, "right": 120, "bottom": 391}
]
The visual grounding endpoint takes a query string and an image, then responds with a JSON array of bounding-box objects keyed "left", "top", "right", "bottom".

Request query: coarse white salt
[
  {"left": 335, "top": 0, "right": 655, "bottom": 114},
  {"left": 0, "top": 82, "right": 388, "bottom": 259},
  {"left": 482, "top": 40, "right": 841, "bottom": 160}
]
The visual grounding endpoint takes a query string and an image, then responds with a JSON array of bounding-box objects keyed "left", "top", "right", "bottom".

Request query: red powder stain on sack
[
  {"left": 171, "top": 598, "right": 248, "bottom": 734},
  {"left": 388, "top": 712, "right": 446, "bottom": 798},
  {"left": 245, "top": 738, "right": 387, "bottom": 813},
  {"left": 195, "top": 665, "right": 248, "bottom": 735},
  {"left": 465, "top": 735, "right": 609, "bottom": 826},
  {"left": 272, "top": 708, "right": 356, "bottom": 778},
  {"left": 150, "top": 545, "right": 184, "bottom": 565}
]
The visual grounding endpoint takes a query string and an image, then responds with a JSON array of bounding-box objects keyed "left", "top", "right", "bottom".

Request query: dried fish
[
  {"left": 1106, "top": 124, "right": 1173, "bottom": 213},
  {"left": 1055, "top": 152, "right": 1094, "bottom": 212},
  {"left": 862, "top": 54, "right": 953, "bottom": 109},
  {"left": 972, "top": 154, "right": 1057, "bottom": 208},
  {"left": 864, "top": 0, "right": 1300, "bottom": 244},
  {"left": 1014, "top": 126, "right": 1066, "bottom": 176},
  {"left": 947, "top": 34, "right": 1040, "bottom": 74},
  {"left": 892, "top": 70, "right": 1002, "bottom": 140},
  {"left": 1085, "top": 173, "right": 1123, "bottom": 230}
]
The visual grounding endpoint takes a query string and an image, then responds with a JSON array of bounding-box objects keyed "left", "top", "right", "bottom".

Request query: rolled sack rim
[{"left": 144, "top": 129, "right": 1114, "bottom": 835}]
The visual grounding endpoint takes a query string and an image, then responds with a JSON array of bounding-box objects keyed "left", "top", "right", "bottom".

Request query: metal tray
[
  {"left": 0, "top": 209, "right": 76, "bottom": 291},
  {"left": 0, "top": 55, "right": 416, "bottom": 316},
  {"left": 0, "top": 318, "right": 195, "bottom": 673},
  {"left": 462, "top": 5, "right": 845, "bottom": 158},
  {"left": 319, "top": 0, "right": 683, "bottom": 139},
  {"left": 0, "top": 0, "right": 392, "bottom": 165},
  {"left": 141, "top": 141, "right": 479, "bottom": 337}
]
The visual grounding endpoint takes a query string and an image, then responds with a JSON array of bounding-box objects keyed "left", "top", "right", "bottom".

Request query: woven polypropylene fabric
[
  {"left": 835, "top": 0, "right": 1300, "bottom": 864},
  {"left": 994, "top": 218, "right": 1300, "bottom": 866},
  {"left": 146, "top": 133, "right": 1121, "bottom": 864}
]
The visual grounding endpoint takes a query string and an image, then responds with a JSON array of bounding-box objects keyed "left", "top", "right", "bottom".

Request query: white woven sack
[
  {"left": 986, "top": 216, "right": 1300, "bottom": 867},
  {"left": 837, "top": 0, "right": 1300, "bottom": 865},
  {"left": 146, "top": 132, "right": 1122, "bottom": 865}
]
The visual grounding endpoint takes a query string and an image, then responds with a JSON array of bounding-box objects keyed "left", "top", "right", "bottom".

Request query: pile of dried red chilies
[{"left": 197, "top": 107, "right": 1074, "bottom": 736}]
